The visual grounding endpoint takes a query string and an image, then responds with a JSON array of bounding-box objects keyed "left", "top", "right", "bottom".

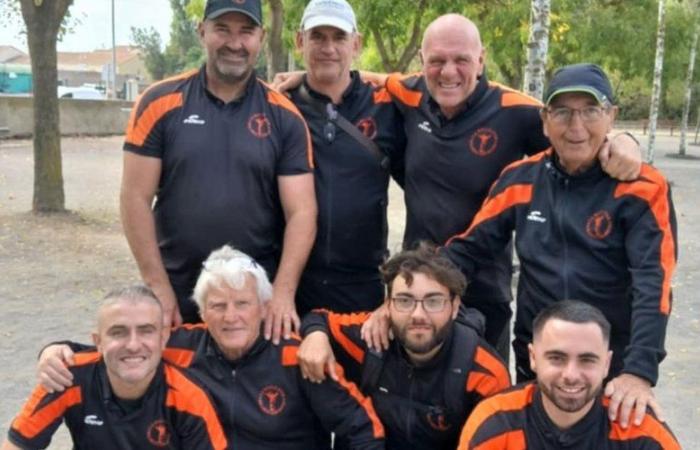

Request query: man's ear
[
  {"left": 197, "top": 21, "right": 206, "bottom": 41},
  {"left": 541, "top": 110, "right": 550, "bottom": 139},
  {"left": 92, "top": 332, "right": 101, "bottom": 349},
  {"left": 451, "top": 296, "right": 461, "bottom": 320},
  {"left": 295, "top": 31, "right": 304, "bottom": 52},
  {"left": 528, "top": 342, "right": 537, "bottom": 373},
  {"left": 604, "top": 349, "right": 612, "bottom": 378}
]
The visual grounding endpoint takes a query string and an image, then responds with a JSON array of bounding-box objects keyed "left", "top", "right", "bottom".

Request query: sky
[{"left": 0, "top": 0, "right": 173, "bottom": 53}]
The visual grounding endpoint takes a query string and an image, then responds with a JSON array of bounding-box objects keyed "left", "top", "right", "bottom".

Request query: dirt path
[{"left": 0, "top": 134, "right": 698, "bottom": 448}]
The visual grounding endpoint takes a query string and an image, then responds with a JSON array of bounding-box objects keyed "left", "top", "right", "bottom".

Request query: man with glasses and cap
[
  {"left": 442, "top": 63, "right": 677, "bottom": 429},
  {"left": 120, "top": 0, "right": 317, "bottom": 346}
]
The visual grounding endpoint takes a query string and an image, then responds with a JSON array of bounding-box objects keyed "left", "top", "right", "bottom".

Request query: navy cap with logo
[
  {"left": 544, "top": 63, "right": 614, "bottom": 106},
  {"left": 204, "top": 0, "right": 263, "bottom": 26}
]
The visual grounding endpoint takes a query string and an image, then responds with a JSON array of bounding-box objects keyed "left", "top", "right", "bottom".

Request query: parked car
[{"left": 57, "top": 86, "right": 104, "bottom": 100}]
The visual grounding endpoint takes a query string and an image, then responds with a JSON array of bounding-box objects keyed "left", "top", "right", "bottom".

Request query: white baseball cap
[{"left": 300, "top": 0, "right": 357, "bottom": 33}]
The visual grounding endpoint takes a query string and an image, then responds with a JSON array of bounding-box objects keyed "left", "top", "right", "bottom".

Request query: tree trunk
[
  {"left": 19, "top": 0, "right": 72, "bottom": 213},
  {"left": 523, "top": 0, "right": 551, "bottom": 100},
  {"left": 679, "top": 16, "right": 699, "bottom": 156},
  {"left": 647, "top": 0, "right": 666, "bottom": 164},
  {"left": 265, "top": 0, "right": 285, "bottom": 80},
  {"left": 372, "top": 0, "right": 427, "bottom": 72}
]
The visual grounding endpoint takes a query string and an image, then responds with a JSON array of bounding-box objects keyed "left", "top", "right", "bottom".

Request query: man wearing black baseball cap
[
  {"left": 120, "top": 0, "right": 317, "bottom": 347},
  {"left": 443, "top": 62, "right": 677, "bottom": 428}
]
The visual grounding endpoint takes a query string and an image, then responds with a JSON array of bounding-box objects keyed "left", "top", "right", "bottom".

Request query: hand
[
  {"left": 264, "top": 292, "right": 300, "bottom": 345},
  {"left": 605, "top": 373, "right": 662, "bottom": 428},
  {"left": 599, "top": 133, "right": 642, "bottom": 181},
  {"left": 270, "top": 71, "right": 305, "bottom": 94},
  {"left": 151, "top": 283, "right": 182, "bottom": 328},
  {"left": 298, "top": 331, "right": 338, "bottom": 383},
  {"left": 360, "top": 303, "right": 392, "bottom": 352},
  {"left": 37, "top": 344, "right": 75, "bottom": 393}
]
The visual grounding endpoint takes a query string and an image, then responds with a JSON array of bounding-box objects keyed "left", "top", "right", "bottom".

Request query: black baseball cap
[
  {"left": 204, "top": 0, "right": 262, "bottom": 26},
  {"left": 544, "top": 63, "right": 614, "bottom": 106}
]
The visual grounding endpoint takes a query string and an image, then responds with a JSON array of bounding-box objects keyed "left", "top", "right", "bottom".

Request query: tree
[
  {"left": 523, "top": 0, "right": 550, "bottom": 100},
  {"left": 131, "top": 26, "right": 172, "bottom": 81},
  {"left": 18, "top": 0, "right": 73, "bottom": 212},
  {"left": 679, "top": 4, "right": 699, "bottom": 156},
  {"left": 647, "top": 0, "right": 667, "bottom": 164}
]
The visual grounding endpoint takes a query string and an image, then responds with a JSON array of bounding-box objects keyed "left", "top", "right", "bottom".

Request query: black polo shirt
[
  {"left": 289, "top": 72, "right": 405, "bottom": 312},
  {"left": 386, "top": 72, "right": 549, "bottom": 303},
  {"left": 124, "top": 66, "right": 313, "bottom": 318},
  {"left": 7, "top": 352, "right": 227, "bottom": 449}
]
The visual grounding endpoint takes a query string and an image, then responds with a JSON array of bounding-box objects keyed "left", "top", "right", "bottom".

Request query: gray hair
[
  {"left": 192, "top": 245, "right": 273, "bottom": 312},
  {"left": 97, "top": 284, "right": 162, "bottom": 328}
]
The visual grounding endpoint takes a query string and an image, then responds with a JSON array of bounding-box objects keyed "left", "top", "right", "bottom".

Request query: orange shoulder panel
[
  {"left": 265, "top": 85, "right": 315, "bottom": 169},
  {"left": 472, "top": 430, "right": 527, "bottom": 450},
  {"left": 608, "top": 412, "right": 680, "bottom": 450},
  {"left": 12, "top": 385, "right": 82, "bottom": 439},
  {"left": 164, "top": 365, "right": 228, "bottom": 450},
  {"left": 125, "top": 92, "right": 183, "bottom": 147},
  {"left": 613, "top": 165, "right": 676, "bottom": 314},
  {"left": 386, "top": 73, "right": 422, "bottom": 107},
  {"left": 489, "top": 81, "right": 543, "bottom": 108},
  {"left": 373, "top": 87, "right": 392, "bottom": 104},
  {"left": 499, "top": 149, "right": 551, "bottom": 176},
  {"left": 327, "top": 311, "right": 371, "bottom": 364},
  {"left": 446, "top": 184, "right": 533, "bottom": 244},
  {"left": 71, "top": 351, "right": 101, "bottom": 367},
  {"left": 162, "top": 348, "right": 196, "bottom": 368},
  {"left": 332, "top": 363, "right": 385, "bottom": 439},
  {"left": 466, "top": 346, "right": 511, "bottom": 397},
  {"left": 281, "top": 344, "right": 299, "bottom": 367}
]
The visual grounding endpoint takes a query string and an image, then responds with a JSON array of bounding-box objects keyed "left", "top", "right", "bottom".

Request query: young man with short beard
[
  {"left": 458, "top": 301, "right": 679, "bottom": 449},
  {"left": 298, "top": 246, "right": 510, "bottom": 450}
]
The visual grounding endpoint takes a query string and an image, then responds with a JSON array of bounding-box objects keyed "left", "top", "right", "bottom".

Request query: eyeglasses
[
  {"left": 545, "top": 105, "right": 609, "bottom": 125},
  {"left": 391, "top": 295, "right": 452, "bottom": 313}
]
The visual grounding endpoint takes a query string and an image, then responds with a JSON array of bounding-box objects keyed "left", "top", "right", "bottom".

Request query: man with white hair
[{"left": 37, "top": 247, "right": 385, "bottom": 450}]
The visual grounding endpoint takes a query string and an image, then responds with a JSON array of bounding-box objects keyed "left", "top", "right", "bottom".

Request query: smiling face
[
  {"left": 529, "top": 318, "right": 612, "bottom": 428},
  {"left": 199, "top": 11, "right": 265, "bottom": 85},
  {"left": 201, "top": 275, "right": 264, "bottom": 361},
  {"left": 93, "top": 298, "right": 167, "bottom": 399},
  {"left": 542, "top": 92, "right": 617, "bottom": 175},
  {"left": 296, "top": 25, "right": 360, "bottom": 87},
  {"left": 421, "top": 14, "right": 485, "bottom": 119}
]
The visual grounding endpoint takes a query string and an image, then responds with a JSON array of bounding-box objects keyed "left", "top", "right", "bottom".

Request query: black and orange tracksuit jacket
[
  {"left": 7, "top": 352, "right": 227, "bottom": 449},
  {"left": 302, "top": 310, "right": 511, "bottom": 450},
  {"left": 443, "top": 150, "right": 677, "bottom": 384},
  {"left": 458, "top": 383, "right": 680, "bottom": 449}
]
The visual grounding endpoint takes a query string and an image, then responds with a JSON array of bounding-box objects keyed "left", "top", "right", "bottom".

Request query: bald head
[{"left": 420, "top": 14, "right": 485, "bottom": 119}]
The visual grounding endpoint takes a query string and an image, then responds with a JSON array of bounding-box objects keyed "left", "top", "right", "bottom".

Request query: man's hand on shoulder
[
  {"left": 37, "top": 344, "right": 75, "bottom": 393},
  {"left": 605, "top": 372, "right": 662, "bottom": 428},
  {"left": 264, "top": 291, "right": 300, "bottom": 345},
  {"left": 599, "top": 132, "right": 642, "bottom": 181}
]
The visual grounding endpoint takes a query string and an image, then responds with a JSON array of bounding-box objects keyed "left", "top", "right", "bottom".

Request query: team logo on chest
[
  {"left": 355, "top": 117, "right": 378, "bottom": 139},
  {"left": 146, "top": 419, "right": 171, "bottom": 447},
  {"left": 426, "top": 407, "right": 451, "bottom": 431},
  {"left": 258, "top": 385, "right": 286, "bottom": 415},
  {"left": 469, "top": 127, "right": 498, "bottom": 156},
  {"left": 586, "top": 210, "right": 613, "bottom": 239},
  {"left": 248, "top": 113, "right": 272, "bottom": 138}
]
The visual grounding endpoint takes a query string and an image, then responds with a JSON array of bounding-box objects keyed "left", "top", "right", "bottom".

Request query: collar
[
  {"left": 204, "top": 326, "right": 268, "bottom": 367},
  {"left": 427, "top": 72, "right": 490, "bottom": 123},
  {"left": 532, "top": 385, "right": 605, "bottom": 447},
  {"left": 300, "top": 70, "right": 360, "bottom": 105},
  {"left": 198, "top": 64, "right": 258, "bottom": 105},
  {"left": 546, "top": 150, "right": 607, "bottom": 183}
]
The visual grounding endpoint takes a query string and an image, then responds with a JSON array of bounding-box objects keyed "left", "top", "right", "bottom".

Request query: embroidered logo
[
  {"left": 527, "top": 210, "right": 547, "bottom": 223},
  {"left": 426, "top": 407, "right": 451, "bottom": 432},
  {"left": 586, "top": 210, "right": 613, "bottom": 239},
  {"left": 356, "top": 117, "right": 377, "bottom": 139},
  {"left": 469, "top": 128, "right": 498, "bottom": 156},
  {"left": 247, "top": 113, "right": 272, "bottom": 138},
  {"left": 83, "top": 415, "right": 104, "bottom": 426},
  {"left": 258, "top": 385, "right": 286, "bottom": 415},
  {"left": 418, "top": 121, "right": 432, "bottom": 134},
  {"left": 183, "top": 114, "right": 206, "bottom": 125},
  {"left": 146, "top": 419, "right": 171, "bottom": 447}
]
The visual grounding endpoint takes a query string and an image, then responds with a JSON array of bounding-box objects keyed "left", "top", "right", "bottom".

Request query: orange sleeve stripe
[
  {"left": 373, "top": 87, "right": 392, "bottom": 104},
  {"left": 332, "top": 363, "right": 385, "bottom": 439},
  {"left": 466, "top": 347, "right": 511, "bottom": 397},
  {"left": 608, "top": 414, "right": 680, "bottom": 449},
  {"left": 265, "top": 87, "right": 315, "bottom": 169},
  {"left": 71, "top": 351, "right": 101, "bottom": 366},
  {"left": 460, "top": 384, "right": 535, "bottom": 445},
  {"left": 614, "top": 165, "right": 676, "bottom": 314},
  {"left": 281, "top": 345, "right": 299, "bottom": 366},
  {"left": 11, "top": 386, "right": 82, "bottom": 439},
  {"left": 162, "top": 348, "right": 196, "bottom": 368},
  {"left": 386, "top": 73, "right": 422, "bottom": 107},
  {"left": 473, "top": 429, "right": 527, "bottom": 450},
  {"left": 164, "top": 365, "right": 228, "bottom": 450},
  {"left": 125, "top": 92, "right": 184, "bottom": 147},
  {"left": 327, "top": 311, "right": 371, "bottom": 364},
  {"left": 446, "top": 184, "right": 533, "bottom": 244}
]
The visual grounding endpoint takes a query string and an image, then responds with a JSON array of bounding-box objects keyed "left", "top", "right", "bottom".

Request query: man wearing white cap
[{"left": 288, "top": 0, "right": 406, "bottom": 317}]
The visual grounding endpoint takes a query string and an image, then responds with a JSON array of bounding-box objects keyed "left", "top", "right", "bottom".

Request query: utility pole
[{"left": 111, "top": 0, "right": 117, "bottom": 99}]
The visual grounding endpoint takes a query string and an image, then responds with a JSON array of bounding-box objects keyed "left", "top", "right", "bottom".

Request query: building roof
[
  {"left": 0, "top": 45, "right": 27, "bottom": 63},
  {"left": 11, "top": 45, "right": 143, "bottom": 72}
]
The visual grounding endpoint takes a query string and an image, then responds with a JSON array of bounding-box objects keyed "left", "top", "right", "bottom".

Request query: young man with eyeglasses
[
  {"left": 298, "top": 245, "right": 510, "bottom": 450},
  {"left": 443, "top": 63, "right": 677, "bottom": 429}
]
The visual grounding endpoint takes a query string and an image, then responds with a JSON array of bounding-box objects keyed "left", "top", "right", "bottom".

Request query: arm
[
  {"left": 606, "top": 170, "right": 677, "bottom": 427},
  {"left": 264, "top": 173, "right": 317, "bottom": 344},
  {"left": 465, "top": 342, "right": 511, "bottom": 401},
  {"left": 270, "top": 70, "right": 306, "bottom": 94},
  {"left": 121, "top": 151, "right": 181, "bottom": 327}
]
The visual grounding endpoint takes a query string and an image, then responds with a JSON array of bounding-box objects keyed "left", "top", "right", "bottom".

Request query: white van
[{"left": 57, "top": 86, "right": 104, "bottom": 100}]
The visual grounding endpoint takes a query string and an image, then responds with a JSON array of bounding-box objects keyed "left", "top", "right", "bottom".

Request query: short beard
[
  {"left": 539, "top": 381, "right": 601, "bottom": 413},
  {"left": 209, "top": 49, "right": 255, "bottom": 85},
  {"left": 392, "top": 320, "right": 452, "bottom": 355}
]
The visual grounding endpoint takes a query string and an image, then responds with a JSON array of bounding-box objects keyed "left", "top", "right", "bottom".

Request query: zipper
[{"left": 557, "top": 178, "right": 571, "bottom": 298}]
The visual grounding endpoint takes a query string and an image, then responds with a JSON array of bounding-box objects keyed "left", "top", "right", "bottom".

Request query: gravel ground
[{"left": 0, "top": 133, "right": 698, "bottom": 448}]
